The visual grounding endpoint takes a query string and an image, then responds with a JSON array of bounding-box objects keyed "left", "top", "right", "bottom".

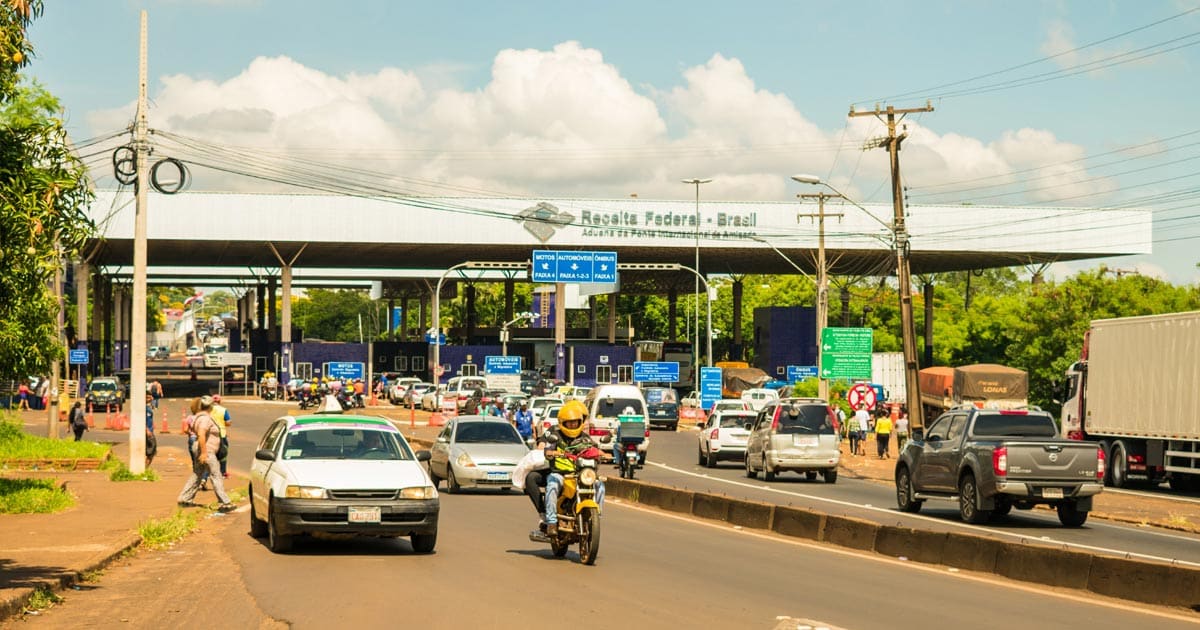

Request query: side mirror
[
  {"left": 254, "top": 448, "right": 276, "bottom": 461},
  {"left": 744, "top": 422, "right": 753, "bottom": 430},
  {"left": 436, "top": 435, "right": 448, "bottom": 443},
  {"left": 415, "top": 450, "right": 432, "bottom": 462}
]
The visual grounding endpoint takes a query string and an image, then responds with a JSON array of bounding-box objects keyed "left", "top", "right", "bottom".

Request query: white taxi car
[{"left": 248, "top": 410, "right": 439, "bottom": 553}]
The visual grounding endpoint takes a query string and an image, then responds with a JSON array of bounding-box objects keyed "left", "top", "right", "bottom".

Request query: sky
[{"left": 23, "top": 0, "right": 1200, "bottom": 283}]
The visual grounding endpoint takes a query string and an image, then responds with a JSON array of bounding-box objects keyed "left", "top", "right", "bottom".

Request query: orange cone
[
  {"left": 86, "top": 403, "right": 95, "bottom": 429},
  {"left": 160, "top": 414, "right": 169, "bottom": 433},
  {"left": 428, "top": 412, "right": 445, "bottom": 427}
]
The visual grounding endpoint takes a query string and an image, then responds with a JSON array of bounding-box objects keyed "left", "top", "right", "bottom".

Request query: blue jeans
[{"left": 544, "top": 472, "right": 605, "bottom": 525}]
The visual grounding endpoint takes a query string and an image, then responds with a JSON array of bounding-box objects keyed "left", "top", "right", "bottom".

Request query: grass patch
[
  {"left": 0, "top": 417, "right": 110, "bottom": 460},
  {"left": 0, "top": 478, "right": 74, "bottom": 513},
  {"left": 138, "top": 509, "right": 198, "bottom": 549},
  {"left": 79, "top": 569, "right": 104, "bottom": 583},
  {"left": 25, "top": 585, "right": 63, "bottom": 612},
  {"left": 107, "top": 461, "right": 160, "bottom": 482}
]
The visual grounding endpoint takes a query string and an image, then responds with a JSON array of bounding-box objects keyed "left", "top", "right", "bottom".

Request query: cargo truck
[
  {"left": 918, "top": 363, "right": 1028, "bottom": 425},
  {"left": 871, "top": 352, "right": 906, "bottom": 405},
  {"left": 1060, "top": 312, "right": 1200, "bottom": 491}
]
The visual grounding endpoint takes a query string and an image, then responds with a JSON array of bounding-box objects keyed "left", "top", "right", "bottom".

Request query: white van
[
  {"left": 445, "top": 376, "right": 489, "bottom": 411},
  {"left": 583, "top": 385, "right": 649, "bottom": 462}
]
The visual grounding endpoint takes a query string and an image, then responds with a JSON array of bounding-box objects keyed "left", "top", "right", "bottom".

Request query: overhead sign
[
  {"left": 532, "top": 250, "right": 618, "bottom": 283},
  {"left": 847, "top": 382, "right": 878, "bottom": 411},
  {"left": 786, "top": 365, "right": 818, "bottom": 382},
  {"left": 633, "top": 361, "right": 680, "bottom": 383},
  {"left": 218, "top": 352, "right": 253, "bottom": 367},
  {"left": 699, "top": 367, "right": 722, "bottom": 411},
  {"left": 484, "top": 356, "right": 521, "bottom": 375},
  {"left": 68, "top": 349, "right": 90, "bottom": 365},
  {"left": 324, "top": 361, "right": 365, "bottom": 380},
  {"left": 820, "top": 327, "right": 873, "bottom": 380}
]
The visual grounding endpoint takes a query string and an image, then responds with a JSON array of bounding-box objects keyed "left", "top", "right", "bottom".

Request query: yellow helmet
[{"left": 557, "top": 399, "right": 588, "bottom": 438}]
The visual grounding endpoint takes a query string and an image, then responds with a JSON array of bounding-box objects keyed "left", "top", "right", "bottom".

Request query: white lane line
[
  {"left": 1107, "top": 487, "right": 1200, "bottom": 506},
  {"left": 608, "top": 499, "right": 1200, "bottom": 626},
  {"left": 646, "top": 461, "right": 1200, "bottom": 568}
]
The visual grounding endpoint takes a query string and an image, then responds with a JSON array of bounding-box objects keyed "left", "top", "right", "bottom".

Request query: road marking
[
  {"left": 1107, "top": 487, "right": 1200, "bottom": 506},
  {"left": 609, "top": 500, "right": 1200, "bottom": 625},
  {"left": 647, "top": 461, "right": 1200, "bottom": 568}
]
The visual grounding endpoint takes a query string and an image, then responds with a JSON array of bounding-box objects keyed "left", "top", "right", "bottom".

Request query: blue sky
[{"left": 24, "top": 0, "right": 1200, "bottom": 282}]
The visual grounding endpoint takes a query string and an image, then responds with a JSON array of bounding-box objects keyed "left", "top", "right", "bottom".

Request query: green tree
[{"left": 0, "top": 1, "right": 96, "bottom": 378}]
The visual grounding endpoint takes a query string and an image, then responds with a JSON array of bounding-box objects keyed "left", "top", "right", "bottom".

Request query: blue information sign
[
  {"left": 786, "top": 365, "right": 819, "bottom": 382},
  {"left": 425, "top": 332, "right": 446, "bottom": 345},
  {"left": 633, "top": 361, "right": 680, "bottom": 383},
  {"left": 392, "top": 306, "right": 403, "bottom": 330},
  {"left": 68, "top": 349, "right": 89, "bottom": 365},
  {"left": 532, "top": 250, "right": 619, "bottom": 283},
  {"left": 484, "top": 355, "right": 522, "bottom": 375},
  {"left": 699, "top": 366, "right": 722, "bottom": 411},
  {"left": 324, "top": 361, "right": 365, "bottom": 380}
]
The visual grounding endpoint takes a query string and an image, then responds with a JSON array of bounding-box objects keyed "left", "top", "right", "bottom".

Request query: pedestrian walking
[
  {"left": 894, "top": 407, "right": 910, "bottom": 453},
  {"left": 16, "top": 381, "right": 30, "bottom": 410},
  {"left": 149, "top": 379, "right": 163, "bottom": 409},
  {"left": 177, "top": 395, "right": 233, "bottom": 510},
  {"left": 69, "top": 401, "right": 88, "bottom": 441},
  {"left": 847, "top": 409, "right": 861, "bottom": 456},
  {"left": 210, "top": 395, "right": 231, "bottom": 479},
  {"left": 853, "top": 404, "right": 870, "bottom": 456},
  {"left": 875, "top": 413, "right": 893, "bottom": 459},
  {"left": 144, "top": 392, "right": 158, "bottom": 467}
]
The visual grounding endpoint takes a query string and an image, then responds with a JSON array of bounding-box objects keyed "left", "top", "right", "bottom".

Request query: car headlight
[
  {"left": 284, "top": 485, "right": 327, "bottom": 499},
  {"left": 456, "top": 452, "right": 476, "bottom": 468},
  {"left": 579, "top": 468, "right": 598, "bottom": 486},
  {"left": 399, "top": 486, "right": 437, "bottom": 500}
]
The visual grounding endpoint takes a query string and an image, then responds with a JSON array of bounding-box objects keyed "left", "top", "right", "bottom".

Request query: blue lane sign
[
  {"left": 633, "top": 361, "right": 680, "bottom": 383},
  {"left": 532, "top": 250, "right": 619, "bottom": 284},
  {"left": 484, "top": 355, "right": 522, "bottom": 375},
  {"left": 425, "top": 332, "right": 446, "bottom": 345},
  {"left": 787, "top": 365, "right": 819, "bottom": 382},
  {"left": 699, "top": 366, "right": 722, "bottom": 411},
  {"left": 68, "top": 349, "right": 90, "bottom": 365},
  {"left": 324, "top": 361, "right": 365, "bottom": 380}
]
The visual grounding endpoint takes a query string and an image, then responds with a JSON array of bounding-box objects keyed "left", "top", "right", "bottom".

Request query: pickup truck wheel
[
  {"left": 958, "top": 474, "right": 991, "bottom": 524},
  {"left": 1110, "top": 442, "right": 1129, "bottom": 489},
  {"left": 1057, "top": 501, "right": 1089, "bottom": 527},
  {"left": 895, "top": 466, "right": 922, "bottom": 513}
]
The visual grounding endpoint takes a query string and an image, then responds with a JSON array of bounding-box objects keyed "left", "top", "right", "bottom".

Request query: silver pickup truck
[{"left": 894, "top": 407, "right": 1104, "bottom": 527}]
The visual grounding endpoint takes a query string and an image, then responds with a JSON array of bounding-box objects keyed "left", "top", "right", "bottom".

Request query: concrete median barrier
[
  {"left": 727, "top": 499, "right": 774, "bottom": 530},
  {"left": 874, "top": 527, "right": 947, "bottom": 565},
  {"left": 1087, "top": 556, "right": 1172, "bottom": 605},
  {"left": 636, "top": 483, "right": 695, "bottom": 514},
  {"left": 820, "top": 514, "right": 879, "bottom": 551},
  {"left": 691, "top": 493, "right": 734, "bottom": 522},
  {"left": 770, "top": 506, "right": 825, "bottom": 541},
  {"left": 994, "top": 544, "right": 1094, "bottom": 590},
  {"left": 941, "top": 532, "right": 1004, "bottom": 574}
]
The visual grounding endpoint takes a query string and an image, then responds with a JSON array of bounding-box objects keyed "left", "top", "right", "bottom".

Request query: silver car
[
  {"left": 744, "top": 400, "right": 840, "bottom": 483},
  {"left": 428, "top": 416, "right": 529, "bottom": 492},
  {"left": 698, "top": 410, "right": 756, "bottom": 467}
]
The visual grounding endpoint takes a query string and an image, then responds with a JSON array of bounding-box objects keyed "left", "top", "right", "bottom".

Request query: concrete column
[
  {"left": 419, "top": 296, "right": 428, "bottom": 334},
  {"left": 607, "top": 293, "right": 617, "bottom": 344},
  {"left": 401, "top": 297, "right": 411, "bottom": 341},
  {"left": 280, "top": 265, "right": 293, "bottom": 384},
  {"left": 388, "top": 298, "right": 396, "bottom": 342},
  {"left": 257, "top": 283, "right": 267, "bottom": 330},
  {"left": 554, "top": 283, "right": 566, "bottom": 381},
  {"left": 588, "top": 296, "right": 598, "bottom": 339},
  {"left": 732, "top": 279, "right": 744, "bottom": 360},
  {"left": 465, "top": 284, "right": 476, "bottom": 342},
  {"left": 267, "top": 277, "right": 277, "bottom": 340},
  {"left": 504, "top": 279, "right": 514, "bottom": 323},
  {"left": 74, "top": 261, "right": 88, "bottom": 344},
  {"left": 923, "top": 281, "right": 934, "bottom": 368},
  {"left": 668, "top": 287, "right": 678, "bottom": 341},
  {"left": 101, "top": 277, "right": 112, "bottom": 372}
]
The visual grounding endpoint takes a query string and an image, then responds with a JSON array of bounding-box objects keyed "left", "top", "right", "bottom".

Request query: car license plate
[
  {"left": 487, "top": 471, "right": 510, "bottom": 480},
  {"left": 1042, "top": 488, "right": 1064, "bottom": 499},
  {"left": 348, "top": 506, "right": 381, "bottom": 524},
  {"left": 793, "top": 436, "right": 819, "bottom": 447}
]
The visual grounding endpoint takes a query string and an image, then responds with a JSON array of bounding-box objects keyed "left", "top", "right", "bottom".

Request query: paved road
[{"left": 641, "top": 428, "right": 1200, "bottom": 567}]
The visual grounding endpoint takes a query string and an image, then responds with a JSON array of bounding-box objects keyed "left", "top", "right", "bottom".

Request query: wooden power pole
[{"left": 849, "top": 101, "right": 933, "bottom": 430}]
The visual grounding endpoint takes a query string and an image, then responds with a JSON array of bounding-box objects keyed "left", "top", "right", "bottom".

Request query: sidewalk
[{"left": 0, "top": 443, "right": 244, "bottom": 621}]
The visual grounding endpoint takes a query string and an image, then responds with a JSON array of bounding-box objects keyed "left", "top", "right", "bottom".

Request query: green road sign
[
  {"left": 820, "top": 327, "right": 873, "bottom": 354},
  {"left": 820, "top": 353, "right": 873, "bottom": 380}
]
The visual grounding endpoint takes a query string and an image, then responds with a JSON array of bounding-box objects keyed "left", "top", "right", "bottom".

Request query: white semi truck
[{"left": 1061, "top": 311, "right": 1200, "bottom": 491}]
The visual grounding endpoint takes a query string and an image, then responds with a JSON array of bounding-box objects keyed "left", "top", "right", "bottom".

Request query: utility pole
[
  {"left": 850, "top": 101, "right": 933, "bottom": 430},
  {"left": 796, "top": 192, "right": 843, "bottom": 401},
  {"left": 129, "top": 10, "right": 149, "bottom": 473},
  {"left": 47, "top": 241, "right": 63, "bottom": 439}
]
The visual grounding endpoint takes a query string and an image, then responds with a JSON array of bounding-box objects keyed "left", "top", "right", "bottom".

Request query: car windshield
[
  {"left": 455, "top": 422, "right": 523, "bottom": 444},
  {"left": 719, "top": 413, "right": 755, "bottom": 428},
  {"left": 91, "top": 382, "right": 117, "bottom": 392},
  {"left": 645, "top": 388, "right": 677, "bottom": 404},
  {"left": 281, "top": 428, "right": 413, "bottom": 460},
  {"left": 776, "top": 405, "right": 835, "bottom": 435},
  {"left": 972, "top": 413, "right": 1057, "bottom": 438},
  {"left": 594, "top": 397, "right": 646, "bottom": 418}
]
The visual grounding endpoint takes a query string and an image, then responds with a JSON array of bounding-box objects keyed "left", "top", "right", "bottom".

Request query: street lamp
[
  {"left": 501, "top": 312, "right": 538, "bottom": 356},
  {"left": 682, "top": 178, "right": 712, "bottom": 385}
]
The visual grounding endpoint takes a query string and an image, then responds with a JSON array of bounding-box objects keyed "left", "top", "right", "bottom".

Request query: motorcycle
[
  {"left": 613, "top": 414, "right": 646, "bottom": 480},
  {"left": 529, "top": 439, "right": 603, "bottom": 565},
  {"left": 297, "top": 390, "right": 315, "bottom": 410}
]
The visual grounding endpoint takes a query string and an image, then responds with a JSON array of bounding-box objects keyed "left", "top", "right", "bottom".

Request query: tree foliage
[{"left": 0, "top": 1, "right": 96, "bottom": 378}]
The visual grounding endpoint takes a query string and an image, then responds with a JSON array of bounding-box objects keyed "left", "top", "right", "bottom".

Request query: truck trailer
[
  {"left": 1061, "top": 311, "right": 1200, "bottom": 491},
  {"left": 918, "top": 363, "right": 1028, "bottom": 424}
]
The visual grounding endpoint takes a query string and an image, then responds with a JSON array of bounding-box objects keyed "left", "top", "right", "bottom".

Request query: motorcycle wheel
[
  {"left": 579, "top": 507, "right": 600, "bottom": 565},
  {"left": 550, "top": 536, "right": 569, "bottom": 558}
]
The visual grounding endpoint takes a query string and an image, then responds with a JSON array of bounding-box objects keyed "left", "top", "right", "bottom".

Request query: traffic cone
[
  {"left": 160, "top": 414, "right": 169, "bottom": 433},
  {"left": 428, "top": 412, "right": 445, "bottom": 427},
  {"left": 104, "top": 404, "right": 113, "bottom": 430},
  {"left": 86, "top": 403, "right": 94, "bottom": 429}
]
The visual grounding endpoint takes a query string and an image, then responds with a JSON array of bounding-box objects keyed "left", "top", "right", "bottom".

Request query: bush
[
  {"left": 0, "top": 477, "right": 74, "bottom": 513},
  {"left": 0, "top": 415, "right": 110, "bottom": 460}
]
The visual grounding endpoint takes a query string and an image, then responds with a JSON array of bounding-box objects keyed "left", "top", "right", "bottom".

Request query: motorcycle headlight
[
  {"left": 578, "top": 458, "right": 596, "bottom": 468},
  {"left": 456, "top": 452, "right": 476, "bottom": 468},
  {"left": 399, "top": 486, "right": 437, "bottom": 500},
  {"left": 284, "top": 485, "right": 327, "bottom": 499},
  {"left": 579, "top": 468, "right": 598, "bottom": 486}
]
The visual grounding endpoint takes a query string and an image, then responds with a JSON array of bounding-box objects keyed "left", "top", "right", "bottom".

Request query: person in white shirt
[{"left": 853, "top": 405, "right": 871, "bottom": 456}]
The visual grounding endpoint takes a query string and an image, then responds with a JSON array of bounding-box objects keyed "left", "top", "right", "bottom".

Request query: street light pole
[
  {"left": 792, "top": 178, "right": 844, "bottom": 402},
  {"left": 682, "top": 178, "right": 712, "bottom": 386}
]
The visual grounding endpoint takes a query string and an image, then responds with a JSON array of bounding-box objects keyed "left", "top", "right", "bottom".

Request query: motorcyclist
[
  {"left": 532, "top": 400, "right": 605, "bottom": 537},
  {"left": 610, "top": 405, "right": 639, "bottom": 468}
]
